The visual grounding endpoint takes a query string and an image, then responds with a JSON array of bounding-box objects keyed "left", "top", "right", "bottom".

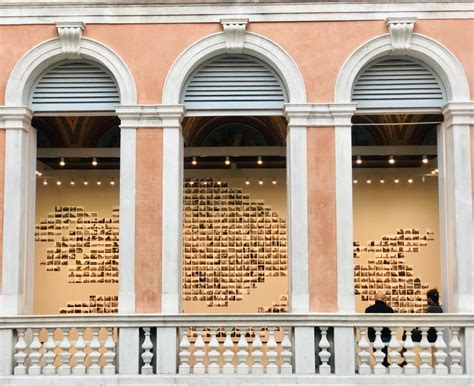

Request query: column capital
[
  {"left": 284, "top": 103, "right": 356, "bottom": 127},
  {"left": 116, "top": 104, "right": 185, "bottom": 129},
  {"left": 0, "top": 106, "right": 33, "bottom": 131},
  {"left": 442, "top": 102, "right": 474, "bottom": 128}
]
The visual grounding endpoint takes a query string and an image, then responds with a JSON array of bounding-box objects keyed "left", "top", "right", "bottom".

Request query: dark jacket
[
  {"left": 427, "top": 303, "right": 442, "bottom": 343},
  {"left": 365, "top": 300, "right": 395, "bottom": 342}
]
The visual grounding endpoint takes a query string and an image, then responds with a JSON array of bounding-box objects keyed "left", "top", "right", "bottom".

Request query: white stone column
[
  {"left": 440, "top": 102, "right": 474, "bottom": 312},
  {"left": 160, "top": 106, "right": 185, "bottom": 314},
  {"left": 331, "top": 104, "right": 357, "bottom": 313},
  {"left": 116, "top": 107, "right": 137, "bottom": 314},
  {"left": 284, "top": 105, "right": 309, "bottom": 313},
  {"left": 0, "top": 107, "right": 35, "bottom": 316}
]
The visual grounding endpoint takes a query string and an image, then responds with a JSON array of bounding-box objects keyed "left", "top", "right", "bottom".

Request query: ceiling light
[
  {"left": 43, "top": 179, "right": 48, "bottom": 186},
  {"left": 258, "top": 178, "right": 263, "bottom": 185},
  {"left": 97, "top": 179, "right": 102, "bottom": 186},
  {"left": 422, "top": 155, "right": 428, "bottom": 164},
  {"left": 70, "top": 179, "right": 75, "bottom": 186},
  {"left": 389, "top": 155, "right": 395, "bottom": 165},
  {"left": 92, "top": 157, "right": 98, "bottom": 166},
  {"left": 380, "top": 178, "right": 385, "bottom": 184},
  {"left": 434, "top": 168, "right": 439, "bottom": 173},
  {"left": 83, "top": 179, "right": 89, "bottom": 186},
  {"left": 366, "top": 178, "right": 371, "bottom": 184},
  {"left": 408, "top": 178, "right": 413, "bottom": 184},
  {"left": 56, "top": 180, "right": 62, "bottom": 186},
  {"left": 245, "top": 179, "right": 250, "bottom": 185},
  {"left": 59, "top": 157, "right": 65, "bottom": 167},
  {"left": 353, "top": 179, "right": 358, "bottom": 184},
  {"left": 257, "top": 156, "right": 263, "bottom": 165},
  {"left": 192, "top": 156, "right": 197, "bottom": 166},
  {"left": 203, "top": 180, "right": 207, "bottom": 185},
  {"left": 110, "top": 178, "right": 115, "bottom": 186},
  {"left": 272, "top": 178, "right": 277, "bottom": 185},
  {"left": 225, "top": 156, "right": 230, "bottom": 165},
  {"left": 394, "top": 178, "right": 399, "bottom": 184},
  {"left": 422, "top": 176, "right": 426, "bottom": 182},
  {"left": 217, "top": 180, "right": 221, "bottom": 185},
  {"left": 431, "top": 169, "right": 436, "bottom": 175},
  {"left": 356, "top": 156, "right": 362, "bottom": 165}
]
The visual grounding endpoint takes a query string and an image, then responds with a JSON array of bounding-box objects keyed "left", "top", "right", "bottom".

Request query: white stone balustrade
[{"left": 0, "top": 314, "right": 472, "bottom": 381}]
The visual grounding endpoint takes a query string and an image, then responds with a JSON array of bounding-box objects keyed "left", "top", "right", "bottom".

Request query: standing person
[
  {"left": 426, "top": 288, "right": 442, "bottom": 343},
  {"left": 365, "top": 291, "right": 394, "bottom": 367}
]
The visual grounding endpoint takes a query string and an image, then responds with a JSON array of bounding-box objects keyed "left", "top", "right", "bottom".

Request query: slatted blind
[
  {"left": 352, "top": 57, "right": 445, "bottom": 110},
  {"left": 30, "top": 61, "right": 120, "bottom": 112},
  {"left": 181, "top": 55, "right": 287, "bottom": 110}
]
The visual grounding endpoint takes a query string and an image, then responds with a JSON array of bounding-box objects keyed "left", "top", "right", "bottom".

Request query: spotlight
[
  {"left": 59, "top": 157, "right": 66, "bottom": 167},
  {"left": 366, "top": 178, "right": 371, "bottom": 184},
  {"left": 422, "top": 155, "right": 428, "bottom": 164},
  {"left": 84, "top": 179, "right": 89, "bottom": 186},
  {"left": 43, "top": 179, "right": 48, "bottom": 186},
  {"left": 110, "top": 178, "right": 115, "bottom": 186},
  {"left": 431, "top": 169, "right": 436, "bottom": 175},
  {"left": 203, "top": 180, "right": 207, "bottom": 185},
  {"left": 389, "top": 155, "right": 395, "bottom": 165},
  {"left": 192, "top": 156, "right": 197, "bottom": 166},
  {"left": 258, "top": 178, "right": 263, "bottom": 185},
  {"left": 217, "top": 180, "right": 221, "bottom": 185},
  {"left": 189, "top": 180, "right": 194, "bottom": 186},
  {"left": 257, "top": 156, "right": 263, "bottom": 165},
  {"left": 434, "top": 168, "right": 439, "bottom": 173},
  {"left": 225, "top": 156, "right": 230, "bottom": 165},
  {"left": 70, "top": 179, "right": 75, "bottom": 186},
  {"left": 272, "top": 178, "right": 277, "bottom": 185},
  {"left": 92, "top": 157, "right": 98, "bottom": 166},
  {"left": 408, "top": 178, "right": 413, "bottom": 184},
  {"left": 394, "top": 178, "right": 399, "bottom": 184},
  {"left": 97, "top": 179, "right": 102, "bottom": 186},
  {"left": 353, "top": 179, "right": 358, "bottom": 184},
  {"left": 245, "top": 179, "right": 250, "bottom": 185},
  {"left": 56, "top": 180, "right": 62, "bottom": 186},
  {"left": 356, "top": 156, "right": 362, "bottom": 165},
  {"left": 380, "top": 178, "right": 385, "bottom": 184}
]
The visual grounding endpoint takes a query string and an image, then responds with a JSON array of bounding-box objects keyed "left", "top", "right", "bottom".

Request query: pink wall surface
[{"left": 0, "top": 130, "right": 4, "bottom": 292}]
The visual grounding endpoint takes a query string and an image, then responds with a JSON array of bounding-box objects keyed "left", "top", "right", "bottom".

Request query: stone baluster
[
  {"left": 28, "top": 329, "right": 43, "bottom": 375},
  {"left": 388, "top": 327, "right": 402, "bottom": 375},
  {"left": 178, "top": 329, "right": 191, "bottom": 375},
  {"left": 102, "top": 328, "right": 116, "bottom": 375},
  {"left": 266, "top": 328, "right": 278, "bottom": 375},
  {"left": 13, "top": 329, "right": 28, "bottom": 375},
  {"left": 318, "top": 327, "right": 331, "bottom": 375},
  {"left": 72, "top": 329, "right": 87, "bottom": 375},
  {"left": 193, "top": 330, "right": 206, "bottom": 374},
  {"left": 449, "top": 327, "right": 463, "bottom": 375},
  {"left": 57, "top": 328, "right": 72, "bottom": 375},
  {"left": 403, "top": 328, "right": 418, "bottom": 375},
  {"left": 141, "top": 327, "right": 154, "bottom": 375},
  {"left": 42, "top": 328, "right": 57, "bottom": 375},
  {"left": 434, "top": 328, "right": 448, "bottom": 375},
  {"left": 222, "top": 329, "right": 235, "bottom": 375},
  {"left": 372, "top": 328, "right": 386, "bottom": 375},
  {"left": 357, "top": 328, "right": 371, "bottom": 375},
  {"left": 88, "top": 328, "right": 102, "bottom": 375},
  {"left": 419, "top": 327, "right": 433, "bottom": 375},
  {"left": 237, "top": 329, "right": 249, "bottom": 374},
  {"left": 250, "top": 329, "right": 264, "bottom": 375},
  {"left": 280, "top": 328, "right": 293, "bottom": 375},
  {"left": 207, "top": 328, "right": 220, "bottom": 375}
]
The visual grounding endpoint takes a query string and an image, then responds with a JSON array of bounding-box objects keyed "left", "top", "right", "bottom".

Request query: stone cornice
[
  {"left": 442, "top": 102, "right": 474, "bottom": 128},
  {"left": 0, "top": 106, "right": 33, "bottom": 131},
  {"left": 284, "top": 103, "right": 357, "bottom": 127},
  {"left": 116, "top": 104, "right": 185, "bottom": 129}
]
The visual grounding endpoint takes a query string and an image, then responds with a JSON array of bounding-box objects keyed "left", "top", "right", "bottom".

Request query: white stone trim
[
  {"left": 55, "top": 21, "right": 85, "bottom": 58},
  {"left": 0, "top": 2, "right": 473, "bottom": 24},
  {"left": 220, "top": 18, "right": 248, "bottom": 54},
  {"left": 5, "top": 36, "right": 137, "bottom": 108},
  {"left": 335, "top": 33, "right": 471, "bottom": 104},
  {"left": 0, "top": 107, "right": 34, "bottom": 315},
  {"left": 162, "top": 32, "right": 306, "bottom": 108},
  {"left": 385, "top": 17, "right": 416, "bottom": 53}
]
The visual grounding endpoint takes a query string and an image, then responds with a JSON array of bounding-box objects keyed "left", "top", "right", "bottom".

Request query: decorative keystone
[
  {"left": 221, "top": 18, "right": 249, "bottom": 54},
  {"left": 386, "top": 17, "right": 416, "bottom": 53},
  {"left": 56, "top": 22, "right": 85, "bottom": 57}
]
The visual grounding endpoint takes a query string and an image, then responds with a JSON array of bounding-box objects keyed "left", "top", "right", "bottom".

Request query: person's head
[
  {"left": 375, "top": 291, "right": 386, "bottom": 302},
  {"left": 426, "top": 288, "right": 440, "bottom": 305}
]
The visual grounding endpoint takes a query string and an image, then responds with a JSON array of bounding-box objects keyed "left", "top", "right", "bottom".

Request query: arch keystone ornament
[
  {"left": 386, "top": 17, "right": 416, "bottom": 53},
  {"left": 56, "top": 22, "right": 85, "bottom": 58},
  {"left": 221, "top": 18, "right": 248, "bottom": 54}
]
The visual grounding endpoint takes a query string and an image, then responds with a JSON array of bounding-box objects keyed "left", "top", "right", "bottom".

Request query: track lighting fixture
[
  {"left": 245, "top": 179, "right": 250, "bottom": 185},
  {"left": 92, "top": 157, "right": 98, "bottom": 166},
  {"left": 258, "top": 178, "right": 263, "bottom": 185},
  {"left": 59, "top": 157, "right": 66, "bottom": 167},
  {"left": 225, "top": 156, "right": 230, "bottom": 165},
  {"left": 422, "top": 155, "right": 428, "bottom": 164},
  {"left": 389, "top": 155, "right": 395, "bottom": 165},
  {"left": 192, "top": 156, "right": 197, "bottom": 166},
  {"left": 257, "top": 156, "right": 263, "bottom": 165},
  {"left": 356, "top": 156, "right": 362, "bottom": 165}
]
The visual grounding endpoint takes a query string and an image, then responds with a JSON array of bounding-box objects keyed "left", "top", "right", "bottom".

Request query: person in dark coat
[
  {"left": 426, "top": 288, "right": 442, "bottom": 343},
  {"left": 365, "top": 291, "right": 394, "bottom": 367}
]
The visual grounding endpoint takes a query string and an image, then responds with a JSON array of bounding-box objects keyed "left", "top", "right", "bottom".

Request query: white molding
[
  {"left": 55, "top": 21, "right": 85, "bottom": 58},
  {"left": 5, "top": 37, "right": 137, "bottom": 108},
  {"left": 163, "top": 32, "right": 306, "bottom": 107},
  {"left": 335, "top": 33, "right": 471, "bottom": 104},
  {"left": 0, "top": 106, "right": 33, "bottom": 131},
  {"left": 0, "top": 2, "right": 473, "bottom": 24},
  {"left": 283, "top": 103, "right": 357, "bottom": 127},
  {"left": 385, "top": 17, "right": 416, "bottom": 53},
  {"left": 116, "top": 105, "right": 185, "bottom": 128},
  {"left": 220, "top": 18, "right": 248, "bottom": 54}
]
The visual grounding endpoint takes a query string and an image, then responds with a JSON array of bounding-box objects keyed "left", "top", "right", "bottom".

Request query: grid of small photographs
[
  {"left": 258, "top": 295, "right": 288, "bottom": 313},
  {"left": 59, "top": 295, "right": 119, "bottom": 314},
  {"left": 183, "top": 179, "right": 288, "bottom": 311},
  {"left": 353, "top": 228, "right": 435, "bottom": 313},
  {"left": 35, "top": 206, "right": 119, "bottom": 285}
]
